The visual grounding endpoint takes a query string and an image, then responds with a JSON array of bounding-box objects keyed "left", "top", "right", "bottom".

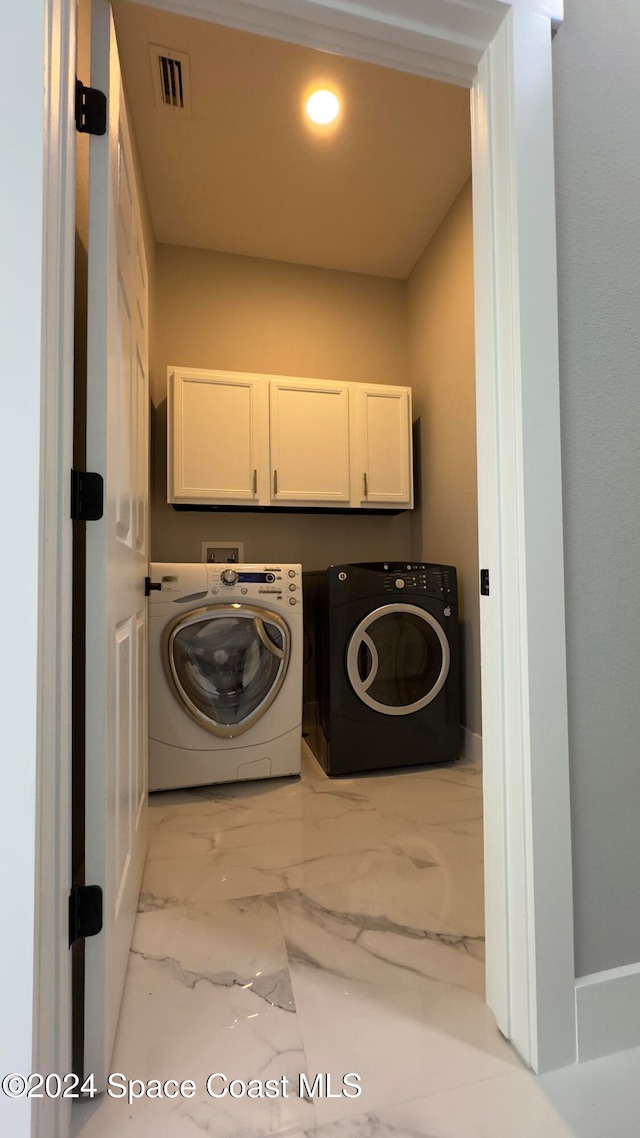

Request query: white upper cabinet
[
  {"left": 168, "top": 368, "right": 267, "bottom": 504},
  {"left": 354, "top": 385, "right": 413, "bottom": 507},
  {"left": 269, "top": 378, "right": 351, "bottom": 503},
  {"left": 168, "top": 367, "right": 413, "bottom": 510}
]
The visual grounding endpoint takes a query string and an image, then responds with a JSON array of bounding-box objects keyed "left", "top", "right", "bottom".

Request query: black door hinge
[
  {"left": 145, "top": 576, "right": 162, "bottom": 597},
  {"left": 71, "top": 469, "right": 104, "bottom": 521},
  {"left": 69, "top": 885, "right": 103, "bottom": 946},
  {"left": 480, "top": 568, "right": 490, "bottom": 596},
  {"left": 75, "top": 79, "right": 107, "bottom": 136}
]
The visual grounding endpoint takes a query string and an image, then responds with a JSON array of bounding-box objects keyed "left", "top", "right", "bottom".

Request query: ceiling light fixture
[{"left": 305, "top": 89, "right": 340, "bottom": 125}]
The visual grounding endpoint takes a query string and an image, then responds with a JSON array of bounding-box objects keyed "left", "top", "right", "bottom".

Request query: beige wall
[
  {"left": 407, "top": 181, "right": 479, "bottom": 735},
  {"left": 151, "top": 244, "right": 412, "bottom": 569}
]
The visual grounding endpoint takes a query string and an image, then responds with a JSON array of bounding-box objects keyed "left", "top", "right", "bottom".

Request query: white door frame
[
  {"left": 31, "top": 0, "right": 575, "bottom": 1129},
  {"left": 33, "top": 1, "right": 76, "bottom": 1137}
]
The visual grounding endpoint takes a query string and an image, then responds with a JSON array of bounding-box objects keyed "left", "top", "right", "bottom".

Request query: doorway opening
[
  {"left": 73, "top": 5, "right": 489, "bottom": 1130},
  {"left": 52, "top": 2, "right": 576, "bottom": 1128}
]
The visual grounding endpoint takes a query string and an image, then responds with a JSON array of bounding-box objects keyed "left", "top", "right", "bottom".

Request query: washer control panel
[
  {"left": 205, "top": 564, "right": 303, "bottom": 606},
  {"left": 149, "top": 564, "right": 303, "bottom": 609}
]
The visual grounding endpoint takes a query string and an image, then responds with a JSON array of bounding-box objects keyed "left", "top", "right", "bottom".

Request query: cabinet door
[
  {"left": 356, "top": 385, "right": 413, "bottom": 507},
  {"left": 168, "top": 369, "right": 266, "bottom": 504},
  {"left": 269, "top": 378, "right": 351, "bottom": 503}
]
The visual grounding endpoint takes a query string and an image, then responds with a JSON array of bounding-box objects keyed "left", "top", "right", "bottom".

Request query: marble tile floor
[{"left": 72, "top": 745, "right": 632, "bottom": 1138}]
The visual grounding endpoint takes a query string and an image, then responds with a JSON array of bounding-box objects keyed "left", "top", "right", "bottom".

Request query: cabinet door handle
[
  {"left": 252, "top": 469, "right": 257, "bottom": 495},
  {"left": 273, "top": 469, "right": 278, "bottom": 496},
  {"left": 363, "top": 472, "right": 368, "bottom": 499}
]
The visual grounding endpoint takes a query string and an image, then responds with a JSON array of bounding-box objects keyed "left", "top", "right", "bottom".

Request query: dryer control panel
[
  {"left": 331, "top": 561, "right": 457, "bottom": 605},
  {"left": 381, "top": 563, "right": 455, "bottom": 600}
]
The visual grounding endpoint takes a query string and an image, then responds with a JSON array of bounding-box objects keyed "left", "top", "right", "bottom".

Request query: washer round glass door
[
  {"left": 346, "top": 602, "right": 450, "bottom": 716},
  {"left": 165, "top": 604, "right": 290, "bottom": 738}
]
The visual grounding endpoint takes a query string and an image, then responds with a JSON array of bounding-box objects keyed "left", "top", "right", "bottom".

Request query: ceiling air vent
[{"left": 149, "top": 44, "right": 191, "bottom": 115}]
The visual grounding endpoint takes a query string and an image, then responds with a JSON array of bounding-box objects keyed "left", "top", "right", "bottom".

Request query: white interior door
[{"left": 84, "top": 0, "right": 149, "bottom": 1085}]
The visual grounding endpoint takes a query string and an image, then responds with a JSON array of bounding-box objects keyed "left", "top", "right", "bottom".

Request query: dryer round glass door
[
  {"left": 346, "top": 602, "right": 450, "bottom": 716},
  {"left": 165, "top": 604, "right": 291, "bottom": 738}
]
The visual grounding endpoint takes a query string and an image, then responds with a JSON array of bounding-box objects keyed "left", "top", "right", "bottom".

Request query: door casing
[{"left": 34, "top": 2, "right": 574, "bottom": 1133}]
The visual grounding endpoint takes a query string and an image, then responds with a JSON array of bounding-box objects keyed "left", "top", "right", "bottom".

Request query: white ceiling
[{"left": 112, "top": 2, "right": 471, "bottom": 279}]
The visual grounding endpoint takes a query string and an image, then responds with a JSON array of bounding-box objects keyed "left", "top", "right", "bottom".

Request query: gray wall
[{"left": 553, "top": 0, "right": 640, "bottom": 976}]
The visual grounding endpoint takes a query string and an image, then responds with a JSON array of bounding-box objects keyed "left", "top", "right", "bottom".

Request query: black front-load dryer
[{"left": 311, "top": 562, "right": 460, "bottom": 775}]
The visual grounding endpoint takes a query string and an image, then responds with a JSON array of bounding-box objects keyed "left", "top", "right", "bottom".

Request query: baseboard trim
[
  {"left": 575, "top": 960, "right": 640, "bottom": 1061},
  {"left": 461, "top": 726, "right": 482, "bottom": 765}
]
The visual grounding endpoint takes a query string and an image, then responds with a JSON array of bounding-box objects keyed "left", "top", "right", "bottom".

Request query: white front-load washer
[{"left": 148, "top": 562, "right": 303, "bottom": 790}]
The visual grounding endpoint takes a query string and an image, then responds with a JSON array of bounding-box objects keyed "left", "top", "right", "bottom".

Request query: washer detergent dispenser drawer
[{"left": 167, "top": 604, "right": 290, "bottom": 738}]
